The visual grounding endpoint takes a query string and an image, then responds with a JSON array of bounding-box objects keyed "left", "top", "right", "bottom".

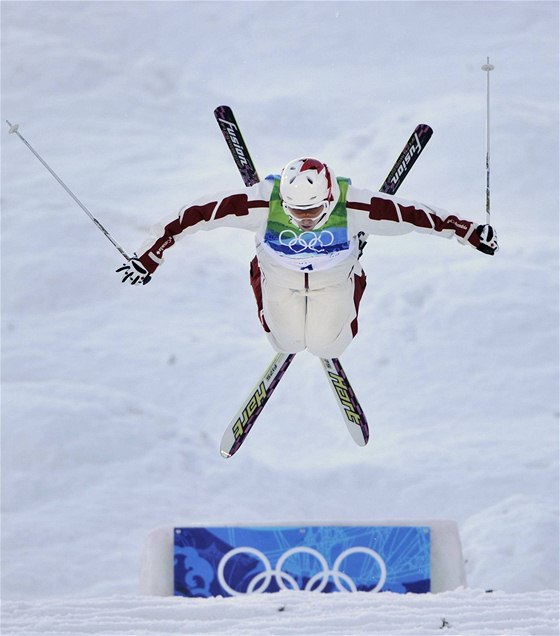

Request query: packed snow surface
[
  {"left": 2, "top": 590, "right": 558, "bottom": 636},
  {"left": 1, "top": 1, "right": 558, "bottom": 634}
]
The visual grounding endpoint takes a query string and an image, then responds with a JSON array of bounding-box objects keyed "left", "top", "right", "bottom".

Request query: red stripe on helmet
[{"left": 300, "top": 158, "right": 325, "bottom": 173}]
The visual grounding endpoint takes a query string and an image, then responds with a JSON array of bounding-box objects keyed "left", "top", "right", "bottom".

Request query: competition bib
[{"left": 263, "top": 177, "right": 354, "bottom": 272}]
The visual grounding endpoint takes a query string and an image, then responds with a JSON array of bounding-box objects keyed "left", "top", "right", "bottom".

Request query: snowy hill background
[{"left": 1, "top": 1, "right": 558, "bottom": 634}]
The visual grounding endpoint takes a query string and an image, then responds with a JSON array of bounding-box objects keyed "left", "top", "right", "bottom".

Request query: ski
[
  {"left": 379, "top": 124, "right": 433, "bottom": 195},
  {"left": 214, "top": 105, "right": 260, "bottom": 187},
  {"left": 220, "top": 352, "right": 296, "bottom": 458},
  {"left": 320, "top": 358, "right": 368, "bottom": 446},
  {"left": 215, "top": 105, "right": 432, "bottom": 195},
  {"left": 357, "top": 123, "right": 434, "bottom": 256}
]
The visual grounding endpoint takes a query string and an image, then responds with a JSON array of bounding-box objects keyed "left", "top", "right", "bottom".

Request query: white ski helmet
[{"left": 279, "top": 157, "right": 339, "bottom": 228}]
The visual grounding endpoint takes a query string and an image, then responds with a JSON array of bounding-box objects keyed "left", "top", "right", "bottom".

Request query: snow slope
[
  {"left": 2, "top": 589, "right": 558, "bottom": 636},
  {"left": 1, "top": 1, "right": 558, "bottom": 634}
]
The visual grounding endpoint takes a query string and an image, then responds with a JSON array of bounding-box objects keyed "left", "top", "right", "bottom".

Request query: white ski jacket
[{"left": 137, "top": 177, "right": 482, "bottom": 292}]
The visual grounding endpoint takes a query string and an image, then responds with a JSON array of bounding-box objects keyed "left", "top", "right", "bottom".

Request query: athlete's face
[{"left": 286, "top": 204, "right": 326, "bottom": 231}]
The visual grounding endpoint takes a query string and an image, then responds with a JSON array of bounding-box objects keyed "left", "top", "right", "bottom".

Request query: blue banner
[{"left": 174, "top": 525, "right": 430, "bottom": 597}]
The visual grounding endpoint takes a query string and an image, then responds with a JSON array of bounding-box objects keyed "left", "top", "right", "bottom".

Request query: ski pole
[
  {"left": 5, "top": 120, "right": 132, "bottom": 261},
  {"left": 481, "top": 57, "right": 495, "bottom": 224}
]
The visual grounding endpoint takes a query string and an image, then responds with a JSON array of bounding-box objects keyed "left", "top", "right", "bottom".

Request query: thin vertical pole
[{"left": 481, "top": 57, "right": 495, "bottom": 223}]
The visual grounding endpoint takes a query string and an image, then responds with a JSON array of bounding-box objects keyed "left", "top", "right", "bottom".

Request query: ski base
[
  {"left": 320, "top": 358, "right": 369, "bottom": 446},
  {"left": 220, "top": 352, "right": 295, "bottom": 458}
]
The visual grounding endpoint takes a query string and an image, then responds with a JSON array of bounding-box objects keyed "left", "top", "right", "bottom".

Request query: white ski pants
[{"left": 250, "top": 258, "right": 366, "bottom": 359}]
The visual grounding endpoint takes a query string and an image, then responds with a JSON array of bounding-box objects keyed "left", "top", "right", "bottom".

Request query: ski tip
[
  {"left": 214, "top": 105, "right": 232, "bottom": 116},
  {"left": 349, "top": 429, "right": 369, "bottom": 447},
  {"left": 220, "top": 448, "right": 232, "bottom": 459},
  {"left": 417, "top": 123, "right": 434, "bottom": 136}
]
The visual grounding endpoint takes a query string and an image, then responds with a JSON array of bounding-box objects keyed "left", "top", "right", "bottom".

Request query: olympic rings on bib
[{"left": 278, "top": 229, "right": 336, "bottom": 253}]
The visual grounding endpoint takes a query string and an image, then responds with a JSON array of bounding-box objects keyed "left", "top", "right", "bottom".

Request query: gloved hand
[
  {"left": 476, "top": 224, "right": 499, "bottom": 255},
  {"left": 116, "top": 257, "right": 152, "bottom": 285}
]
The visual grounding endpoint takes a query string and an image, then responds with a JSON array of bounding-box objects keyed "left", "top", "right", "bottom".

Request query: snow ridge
[{"left": 2, "top": 590, "right": 559, "bottom": 636}]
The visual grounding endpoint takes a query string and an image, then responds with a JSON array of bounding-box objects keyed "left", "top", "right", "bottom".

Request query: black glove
[
  {"left": 116, "top": 257, "right": 152, "bottom": 285},
  {"left": 476, "top": 224, "right": 499, "bottom": 255}
]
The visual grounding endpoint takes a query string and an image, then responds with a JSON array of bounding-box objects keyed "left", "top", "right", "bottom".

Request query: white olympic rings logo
[
  {"left": 216, "top": 546, "right": 387, "bottom": 595},
  {"left": 278, "top": 230, "right": 335, "bottom": 254}
]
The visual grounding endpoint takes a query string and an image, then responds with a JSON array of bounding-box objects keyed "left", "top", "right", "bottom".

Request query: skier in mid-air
[{"left": 118, "top": 157, "right": 498, "bottom": 359}]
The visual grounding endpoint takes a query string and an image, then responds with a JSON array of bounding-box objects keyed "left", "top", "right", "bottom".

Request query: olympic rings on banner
[
  {"left": 278, "top": 230, "right": 335, "bottom": 253},
  {"left": 216, "top": 546, "right": 387, "bottom": 596}
]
